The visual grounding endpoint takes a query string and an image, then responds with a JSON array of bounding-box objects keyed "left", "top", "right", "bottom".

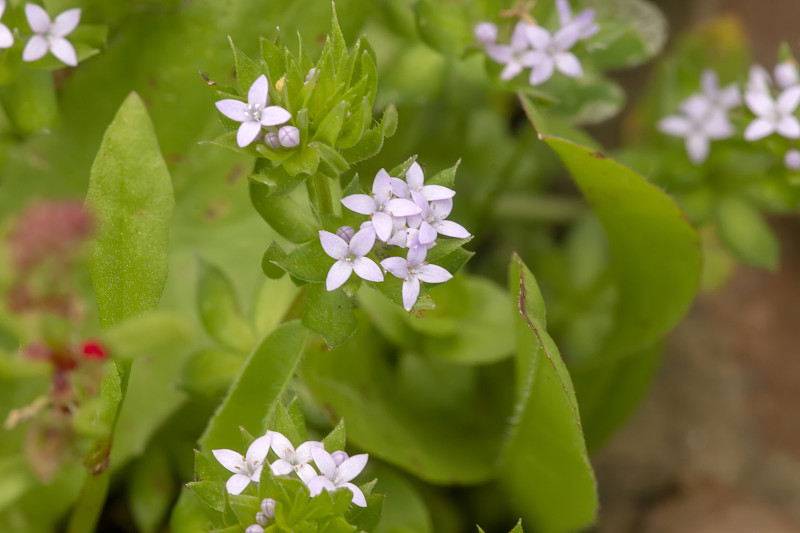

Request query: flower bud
[
  {"left": 474, "top": 22, "right": 498, "bottom": 44},
  {"left": 278, "top": 125, "right": 300, "bottom": 148},
  {"left": 245, "top": 525, "right": 264, "bottom": 533},
  {"left": 331, "top": 450, "right": 349, "bottom": 466},
  {"left": 336, "top": 226, "right": 355, "bottom": 243},
  {"left": 260, "top": 498, "right": 276, "bottom": 519},
  {"left": 304, "top": 67, "right": 317, "bottom": 84},
  {"left": 785, "top": 149, "right": 800, "bottom": 170},
  {"left": 264, "top": 130, "right": 281, "bottom": 149},
  {"left": 255, "top": 512, "right": 268, "bottom": 527}
]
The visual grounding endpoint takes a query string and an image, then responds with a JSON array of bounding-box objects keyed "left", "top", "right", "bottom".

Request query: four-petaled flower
[
  {"left": 408, "top": 197, "right": 471, "bottom": 246},
  {"left": 212, "top": 434, "right": 271, "bottom": 495},
  {"left": 658, "top": 94, "right": 734, "bottom": 165},
  {"left": 340, "top": 169, "right": 421, "bottom": 242},
  {"left": 307, "top": 448, "right": 369, "bottom": 507},
  {"left": 320, "top": 227, "right": 384, "bottom": 291},
  {"left": 215, "top": 75, "right": 292, "bottom": 147},
  {"left": 556, "top": 0, "right": 599, "bottom": 40},
  {"left": 524, "top": 23, "right": 583, "bottom": 86},
  {"left": 743, "top": 65, "right": 800, "bottom": 141},
  {"left": 0, "top": 1, "right": 13, "bottom": 49},
  {"left": 699, "top": 69, "right": 741, "bottom": 113},
  {"left": 391, "top": 162, "right": 455, "bottom": 204},
  {"left": 267, "top": 431, "right": 324, "bottom": 483},
  {"left": 23, "top": 3, "right": 81, "bottom": 66},
  {"left": 381, "top": 247, "right": 453, "bottom": 311},
  {"left": 485, "top": 21, "right": 537, "bottom": 82}
]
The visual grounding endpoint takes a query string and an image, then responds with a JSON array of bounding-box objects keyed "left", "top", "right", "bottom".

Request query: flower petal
[
  {"left": 680, "top": 94, "right": 711, "bottom": 118},
  {"left": 402, "top": 277, "right": 421, "bottom": 311},
  {"left": 22, "top": 35, "right": 48, "bottom": 62},
  {"left": 270, "top": 459, "right": 293, "bottom": 476},
  {"left": 431, "top": 198, "right": 453, "bottom": 218},
  {"left": 700, "top": 69, "right": 719, "bottom": 96},
  {"left": 215, "top": 99, "right": 248, "bottom": 122},
  {"left": 556, "top": 0, "right": 572, "bottom": 26},
  {"left": 386, "top": 198, "right": 422, "bottom": 217},
  {"left": 49, "top": 37, "right": 77, "bottom": 66},
  {"left": 326, "top": 260, "right": 353, "bottom": 291},
  {"left": 319, "top": 230, "right": 349, "bottom": 259},
  {"left": 657, "top": 116, "right": 691, "bottom": 137},
  {"left": 260, "top": 106, "right": 291, "bottom": 126},
  {"left": 500, "top": 60, "right": 524, "bottom": 81},
  {"left": 553, "top": 24, "right": 580, "bottom": 51},
  {"left": 406, "top": 246, "right": 427, "bottom": 267},
  {"left": 295, "top": 463, "right": 319, "bottom": 483},
  {"left": 349, "top": 227, "right": 377, "bottom": 257},
  {"left": 331, "top": 451, "right": 349, "bottom": 466},
  {"left": 418, "top": 221, "right": 438, "bottom": 244},
  {"left": 381, "top": 257, "right": 409, "bottom": 279},
  {"left": 776, "top": 116, "right": 800, "bottom": 139},
  {"left": 684, "top": 134, "right": 709, "bottom": 165},
  {"left": 343, "top": 483, "right": 367, "bottom": 507},
  {"left": 372, "top": 211, "right": 394, "bottom": 242},
  {"left": 25, "top": 3, "right": 51, "bottom": 33},
  {"left": 341, "top": 194, "right": 376, "bottom": 215},
  {"left": 485, "top": 44, "right": 513, "bottom": 64},
  {"left": 511, "top": 21, "right": 532, "bottom": 50},
  {"left": 743, "top": 118, "right": 775, "bottom": 141},
  {"left": 524, "top": 24, "right": 551, "bottom": 50},
  {"left": 0, "top": 25, "right": 13, "bottom": 49},
  {"left": 474, "top": 22, "right": 498, "bottom": 44},
  {"left": 405, "top": 162, "right": 424, "bottom": 190},
  {"left": 237, "top": 121, "right": 262, "bottom": 147},
  {"left": 353, "top": 257, "right": 383, "bottom": 282},
  {"left": 744, "top": 91, "right": 775, "bottom": 116},
  {"left": 435, "top": 220, "right": 471, "bottom": 239},
  {"left": 529, "top": 58, "right": 555, "bottom": 86},
  {"left": 337, "top": 453, "right": 368, "bottom": 482},
  {"left": 52, "top": 8, "right": 81, "bottom": 37},
  {"left": 246, "top": 435, "right": 271, "bottom": 467},
  {"left": 775, "top": 61, "right": 799, "bottom": 89},
  {"left": 417, "top": 264, "right": 453, "bottom": 284},
  {"left": 226, "top": 473, "right": 251, "bottom": 495},
  {"left": 310, "top": 447, "right": 338, "bottom": 479},
  {"left": 267, "top": 431, "right": 294, "bottom": 457},
  {"left": 420, "top": 184, "right": 455, "bottom": 201},
  {"left": 295, "top": 441, "right": 324, "bottom": 462},
  {"left": 718, "top": 85, "right": 741, "bottom": 109},
  {"left": 213, "top": 449, "right": 245, "bottom": 474},
  {"left": 747, "top": 65, "right": 770, "bottom": 93},
  {"left": 372, "top": 169, "right": 393, "bottom": 198},
  {"left": 307, "top": 475, "right": 336, "bottom": 496},
  {"left": 555, "top": 52, "right": 583, "bottom": 78},
  {"left": 391, "top": 177, "right": 410, "bottom": 199},
  {"left": 248, "top": 75, "right": 270, "bottom": 108},
  {"left": 776, "top": 86, "right": 800, "bottom": 114}
]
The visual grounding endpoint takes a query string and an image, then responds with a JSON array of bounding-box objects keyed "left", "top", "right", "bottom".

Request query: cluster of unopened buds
[
  {"left": 212, "top": 429, "right": 369, "bottom": 520},
  {"left": 0, "top": 2, "right": 82, "bottom": 66},
  {"left": 474, "top": 0, "right": 597, "bottom": 86},
  {"left": 659, "top": 61, "right": 800, "bottom": 169},
  {"left": 215, "top": 74, "right": 300, "bottom": 149},
  {"left": 320, "top": 162, "right": 471, "bottom": 311}
]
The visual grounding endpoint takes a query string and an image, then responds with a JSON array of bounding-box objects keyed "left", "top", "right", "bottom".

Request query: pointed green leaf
[
  {"left": 229, "top": 37, "right": 262, "bottom": 94},
  {"left": 322, "top": 419, "right": 346, "bottom": 452},
  {"left": 715, "top": 197, "right": 779, "bottom": 270},
  {"left": 249, "top": 179, "right": 318, "bottom": 243},
  {"left": 196, "top": 258, "right": 255, "bottom": 353},
  {"left": 303, "top": 283, "right": 359, "bottom": 348}
]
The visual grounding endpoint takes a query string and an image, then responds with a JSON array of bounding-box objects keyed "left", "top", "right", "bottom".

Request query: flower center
[{"left": 247, "top": 103, "right": 263, "bottom": 122}]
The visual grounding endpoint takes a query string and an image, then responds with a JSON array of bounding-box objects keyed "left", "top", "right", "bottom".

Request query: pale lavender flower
[
  {"left": 658, "top": 94, "right": 734, "bottom": 164},
  {"left": 556, "top": 0, "right": 599, "bottom": 40},
  {"left": 340, "top": 169, "right": 421, "bottom": 242},
  {"left": 407, "top": 197, "right": 471, "bottom": 246},
  {"left": 319, "top": 228, "right": 383, "bottom": 290},
  {"left": 743, "top": 65, "right": 800, "bottom": 141},
  {"left": 307, "top": 448, "right": 369, "bottom": 507},
  {"left": 215, "top": 75, "right": 291, "bottom": 147},
  {"left": 22, "top": 4, "right": 81, "bottom": 66},
  {"left": 524, "top": 23, "right": 583, "bottom": 85},
  {"left": 699, "top": 69, "right": 741, "bottom": 112},
  {"left": 0, "top": 1, "right": 13, "bottom": 49},
  {"left": 485, "top": 21, "right": 538, "bottom": 81},
  {"left": 390, "top": 162, "right": 455, "bottom": 204},
  {"left": 381, "top": 247, "right": 453, "bottom": 311},
  {"left": 267, "top": 431, "right": 324, "bottom": 483},
  {"left": 774, "top": 62, "right": 799, "bottom": 90},
  {"left": 278, "top": 125, "right": 300, "bottom": 147},
  {"left": 474, "top": 22, "right": 498, "bottom": 44},
  {"left": 212, "top": 435, "right": 271, "bottom": 495},
  {"left": 336, "top": 225, "right": 355, "bottom": 242},
  {"left": 785, "top": 149, "right": 800, "bottom": 170}
]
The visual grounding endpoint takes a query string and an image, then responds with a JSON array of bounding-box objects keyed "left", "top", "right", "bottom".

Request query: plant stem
[
  {"left": 66, "top": 470, "right": 110, "bottom": 533},
  {"left": 310, "top": 174, "right": 334, "bottom": 216}
]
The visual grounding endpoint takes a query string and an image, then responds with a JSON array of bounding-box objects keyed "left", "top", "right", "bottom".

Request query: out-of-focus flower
[{"left": 22, "top": 3, "right": 81, "bottom": 66}]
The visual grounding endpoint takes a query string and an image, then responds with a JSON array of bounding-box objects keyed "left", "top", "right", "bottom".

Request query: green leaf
[
  {"left": 426, "top": 159, "right": 460, "bottom": 189},
  {"left": 715, "top": 197, "right": 779, "bottom": 270},
  {"left": 99, "top": 311, "right": 194, "bottom": 360},
  {"left": 262, "top": 241, "right": 288, "bottom": 279},
  {"left": 303, "top": 283, "right": 359, "bottom": 348},
  {"left": 282, "top": 145, "right": 321, "bottom": 176},
  {"left": 0, "top": 67, "right": 57, "bottom": 135},
  {"left": 322, "top": 419, "right": 346, "bottom": 452},
  {"left": 86, "top": 92, "right": 175, "bottom": 327},
  {"left": 260, "top": 36, "right": 287, "bottom": 83},
  {"left": 309, "top": 142, "right": 350, "bottom": 175},
  {"left": 129, "top": 447, "right": 176, "bottom": 533},
  {"left": 249, "top": 178, "right": 318, "bottom": 243},
  {"left": 177, "top": 349, "right": 245, "bottom": 398},
  {"left": 196, "top": 257, "right": 255, "bottom": 353},
  {"left": 381, "top": 103, "right": 398, "bottom": 138},
  {"left": 313, "top": 100, "right": 348, "bottom": 146},
  {"left": 187, "top": 480, "right": 225, "bottom": 514},
  {"left": 414, "top": 0, "right": 470, "bottom": 56},
  {"left": 501, "top": 255, "right": 597, "bottom": 533},
  {"left": 229, "top": 37, "right": 263, "bottom": 94},
  {"left": 198, "top": 321, "right": 308, "bottom": 452},
  {"left": 168, "top": 489, "right": 210, "bottom": 533},
  {"left": 278, "top": 240, "right": 330, "bottom": 284}
]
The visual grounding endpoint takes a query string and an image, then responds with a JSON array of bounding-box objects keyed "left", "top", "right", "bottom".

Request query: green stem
[
  {"left": 310, "top": 174, "right": 334, "bottom": 216},
  {"left": 66, "top": 470, "right": 110, "bottom": 533}
]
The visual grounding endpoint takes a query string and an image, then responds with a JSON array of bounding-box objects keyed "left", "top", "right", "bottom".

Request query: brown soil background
[{"left": 593, "top": 2, "right": 800, "bottom": 531}]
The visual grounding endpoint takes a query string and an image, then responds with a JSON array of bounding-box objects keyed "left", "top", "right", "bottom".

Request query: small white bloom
[
  {"left": 381, "top": 247, "right": 453, "bottom": 311},
  {"left": 658, "top": 94, "right": 734, "bottom": 164},
  {"left": 319, "top": 228, "right": 384, "bottom": 291},
  {"left": 340, "top": 169, "right": 421, "bottom": 242},
  {"left": 474, "top": 22, "right": 498, "bottom": 44},
  {"left": 391, "top": 162, "right": 455, "bottom": 204},
  {"left": 278, "top": 125, "right": 300, "bottom": 147},
  {"left": 0, "top": 1, "right": 13, "bottom": 49},
  {"left": 22, "top": 3, "right": 81, "bottom": 66},
  {"left": 215, "top": 75, "right": 292, "bottom": 147},
  {"left": 212, "top": 435, "right": 271, "bottom": 495},
  {"left": 699, "top": 69, "right": 741, "bottom": 112},
  {"left": 267, "top": 431, "right": 324, "bottom": 483},
  {"left": 485, "top": 21, "right": 538, "bottom": 81},
  {"left": 407, "top": 197, "right": 471, "bottom": 246},
  {"left": 307, "top": 448, "right": 369, "bottom": 507},
  {"left": 785, "top": 149, "right": 800, "bottom": 170},
  {"left": 743, "top": 65, "right": 800, "bottom": 141},
  {"left": 524, "top": 23, "right": 583, "bottom": 85},
  {"left": 556, "top": 0, "right": 599, "bottom": 40}
]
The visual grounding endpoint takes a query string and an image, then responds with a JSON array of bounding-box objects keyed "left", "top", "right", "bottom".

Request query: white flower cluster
[
  {"left": 212, "top": 430, "right": 369, "bottom": 508},
  {"left": 475, "top": 0, "right": 598, "bottom": 86},
  {"left": 0, "top": 2, "right": 82, "bottom": 66},
  {"left": 659, "top": 62, "right": 800, "bottom": 168},
  {"left": 320, "top": 162, "right": 471, "bottom": 311},
  {"left": 215, "top": 74, "right": 299, "bottom": 149}
]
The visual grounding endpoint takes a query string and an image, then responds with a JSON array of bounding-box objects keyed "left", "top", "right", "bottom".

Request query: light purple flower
[
  {"left": 743, "top": 64, "right": 800, "bottom": 141},
  {"left": 485, "top": 21, "right": 538, "bottom": 81},
  {"left": 215, "top": 75, "right": 292, "bottom": 147},
  {"left": 267, "top": 431, "right": 324, "bottom": 483},
  {"left": 700, "top": 69, "right": 741, "bottom": 112},
  {"left": 212, "top": 434, "right": 271, "bottom": 495},
  {"left": 474, "top": 22, "right": 498, "bottom": 44},
  {"left": 340, "top": 169, "right": 421, "bottom": 242},
  {"left": 381, "top": 247, "right": 453, "bottom": 311},
  {"left": 524, "top": 23, "right": 583, "bottom": 85},
  {"left": 785, "top": 149, "right": 800, "bottom": 170},
  {"left": 556, "top": 0, "right": 599, "bottom": 40},
  {"left": 658, "top": 94, "right": 734, "bottom": 165},
  {"left": 319, "top": 228, "right": 384, "bottom": 290},
  {"left": 407, "top": 197, "right": 471, "bottom": 246},
  {"left": 307, "top": 448, "right": 369, "bottom": 507},
  {"left": 391, "top": 162, "right": 455, "bottom": 204},
  {"left": 22, "top": 3, "right": 81, "bottom": 66},
  {"left": 0, "top": 1, "right": 13, "bottom": 49}
]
